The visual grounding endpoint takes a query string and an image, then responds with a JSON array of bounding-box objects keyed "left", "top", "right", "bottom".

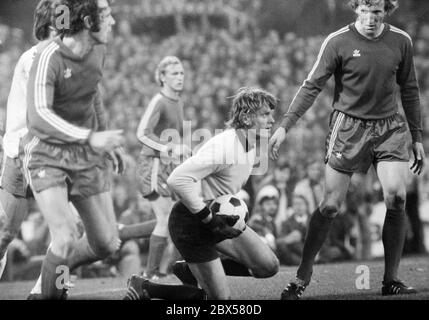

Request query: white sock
[
  {"left": 30, "top": 273, "right": 42, "bottom": 294},
  {"left": 0, "top": 252, "right": 7, "bottom": 279}
]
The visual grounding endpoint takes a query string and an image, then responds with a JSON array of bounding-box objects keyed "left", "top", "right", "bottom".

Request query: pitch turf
[{"left": 0, "top": 256, "right": 428, "bottom": 300}]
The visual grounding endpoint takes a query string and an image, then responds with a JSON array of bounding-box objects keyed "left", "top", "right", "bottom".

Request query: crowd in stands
[{"left": 1, "top": 0, "right": 429, "bottom": 279}]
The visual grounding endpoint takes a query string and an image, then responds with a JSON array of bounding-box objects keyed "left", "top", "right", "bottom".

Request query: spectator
[
  {"left": 293, "top": 160, "right": 323, "bottom": 213},
  {"left": 249, "top": 185, "right": 279, "bottom": 251},
  {"left": 276, "top": 195, "right": 309, "bottom": 266}
]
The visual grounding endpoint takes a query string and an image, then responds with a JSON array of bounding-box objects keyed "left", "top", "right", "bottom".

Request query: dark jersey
[
  {"left": 26, "top": 37, "right": 107, "bottom": 144},
  {"left": 281, "top": 23, "right": 422, "bottom": 142}
]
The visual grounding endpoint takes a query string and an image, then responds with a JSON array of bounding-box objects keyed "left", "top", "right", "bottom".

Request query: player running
[
  {"left": 20, "top": 0, "right": 126, "bottom": 299},
  {"left": 136, "top": 56, "right": 190, "bottom": 280},
  {"left": 124, "top": 87, "right": 279, "bottom": 300},
  {"left": 269, "top": 0, "right": 425, "bottom": 299},
  {"left": 0, "top": 0, "right": 157, "bottom": 290}
]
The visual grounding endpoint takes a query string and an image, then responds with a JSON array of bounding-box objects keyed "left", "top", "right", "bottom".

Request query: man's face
[
  {"left": 251, "top": 105, "right": 275, "bottom": 138},
  {"left": 261, "top": 198, "right": 278, "bottom": 217},
  {"left": 355, "top": 0, "right": 386, "bottom": 37},
  {"left": 292, "top": 197, "right": 308, "bottom": 217},
  {"left": 161, "top": 63, "right": 185, "bottom": 92},
  {"left": 91, "top": 0, "right": 115, "bottom": 44}
]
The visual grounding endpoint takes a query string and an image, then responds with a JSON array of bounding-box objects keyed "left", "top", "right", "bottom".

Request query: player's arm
[
  {"left": 397, "top": 37, "right": 425, "bottom": 174},
  {"left": 93, "top": 85, "right": 108, "bottom": 131},
  {"left": 136, "top": 100, "right": 168, "bottom": 153},
  {"left": 270, "top": 35, "right": 339, "bottom": 159},
  {"left": 27, "top": 48, "right": 93, "bottom": 144},
  {"left": 280, "top": 37, "right": 339, "bottom": 132}
]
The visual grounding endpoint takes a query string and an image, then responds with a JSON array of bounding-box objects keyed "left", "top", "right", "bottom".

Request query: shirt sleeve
[
  {"left": 280, "top": 36, "right": 339, "bottom": 131},
  {"left": 397, "top": 37, "right": 422, "bottom": 143},
  {"left": 167, "top": 139, "right": 230, "bottom": 214},
  {"left": 27, "top": 45, "right": 91, "bottom": 143},
  {"left": 136, "top": 98, "right": 168, "bottom": 153},
  {"left": 93, "top": 86, "right": 108, "bottom": 131}
]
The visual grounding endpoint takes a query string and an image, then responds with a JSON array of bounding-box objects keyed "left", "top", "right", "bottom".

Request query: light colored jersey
[
  {"left": 167, "top": 129, "right": 256, "bottom": 214},
  {"left": 3, "top": 46, "right": 37, "bottom": 158}
]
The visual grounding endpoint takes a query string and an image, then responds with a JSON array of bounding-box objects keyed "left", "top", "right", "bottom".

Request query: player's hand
[
  {"left": 107, "top": 147, "right": 126, "bottom": 175},
  {"left": 207, "top": 214, "right": 242, "bottom": 239},
  {"left": 268, "top": 127, "right": 286, "bottom": 160},
  {"left": 89, "top": 130, "right": 124, "bottom": 153},
  {"left": 411, "top": 142, "right": 426, "bottom": 175}
]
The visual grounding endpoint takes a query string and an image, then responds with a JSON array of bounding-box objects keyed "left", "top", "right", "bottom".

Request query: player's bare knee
[
  {"left": 54, "top": 232, "right": 78, "bottom": 257},
  {"left": 120, "top": 240, "right": 139, "bottom": 256},
  {"left": 320, "top": 204, "right": 339, "bottom": 218},
  {"left": 251, "top": 255, "right": 279, "bottom": 278},
  {"left": 384, "top": 190, "right": 406, "bottom": 210},
  {"left": 93, "top": 237, "right": 121, "bottom": 258}
]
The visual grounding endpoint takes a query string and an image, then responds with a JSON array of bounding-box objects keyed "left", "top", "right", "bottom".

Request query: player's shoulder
[
  {"left": 14, "top": 45, "right": 37, "bottom": 75},
  {"left": 387, "top": 24, "right": 413, "bottom": 44},
  {"left": 322, "top": 25, "right": 352, "bottom": 46}
]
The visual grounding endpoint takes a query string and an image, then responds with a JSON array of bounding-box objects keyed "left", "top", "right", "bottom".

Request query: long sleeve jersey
[
  {"left": 2, "top": 46, "right": 36, "bottom": 158},
  {"left": 136, "top": 92, "right": 184, "bottom": 157},
  {"left": 167, "top": 129, "right": 256, "bottom": 214},
  {"left": 26, "top": 37, "right": 108, "bottom": 144},
  {"left": 281, "top": 23, "right": 422, "bottom": 142}
]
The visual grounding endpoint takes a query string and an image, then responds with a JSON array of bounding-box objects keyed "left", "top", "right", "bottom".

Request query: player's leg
[
  {"left": 376, "top": 161, "right": 416, "bottom": 294},
  {"left": 0, "top": 190, "right": 28, "bottom": 278},
  {"left": 118, "top": 219, "right": 156, "bottom": 242},
  {"left": 33, "top": 186, "right": 78, "bottom": 299},
  {"left": 158, "top": 238, "right": 181, "bottom": 276},
  {"left": 297, "top": 164, "right": 351, "bottom": 284},
  {"left": 215, "top": 226, "right": 279, "bottom": 278},
  {"left": 145, "top": 195, "right": 174, "bottom": 278},
  {"left": 68, "top": 192, "right": 120, "bottom": 270}
]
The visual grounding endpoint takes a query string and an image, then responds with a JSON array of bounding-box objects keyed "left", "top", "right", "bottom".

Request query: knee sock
[
  {"left": 118, "top": 220, "right": 157, "bottom": 242},
  {"left": 41, "top": 249, "right": 68, "bottom": 300},
  {"left": 144, "top": 281, "right": 206, "bottom": 300},
  {"left": 297, "top": 208, "right": 334, "bottom": 285},
  {"left": 145, "top": 234, "right": 168, "bottom": 277},
  {"left": 382, "top": 209, "right": 407, "bottom": 282}
]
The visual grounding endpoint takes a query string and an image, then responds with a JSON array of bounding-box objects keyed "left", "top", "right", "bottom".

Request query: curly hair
[
  {"left": 56, "top": 0, "right": 101, "bottom": 37},
  {"left": 226, "top": 87, "right": 277, "bottom": 130},
  {"left": 154, "top": 56, "right": 183, "bottom": 87},
  {"left": 348, "top": 0, "right": 399, "bottom": 15},
  {"left": 33, "top": 0, "right": 58, "bottom": 41}
]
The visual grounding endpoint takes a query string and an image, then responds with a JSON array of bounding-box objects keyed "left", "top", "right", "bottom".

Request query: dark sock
[
  {"left": 145, "top": 234, "right": 168, "bottom": 276},
  {"left": 67, "top": 235, "right": 99, "bottom": 271},
  {"left": 297, "top": 208, "right": 334, "bottom": 284},
  {"left": 145, "top": 281, "right": 206, "bottom": 300},
  {"left": 41, "top": 249, "right": 68, "bottom": 300},
  {"left": 119, "top": 220, "right": 157, "bottom": 242},
  {"left": 221, "top": 258, "right": 252, "bottom": 277},
  {"left": 382, "top": 209, "right": 407, "bottom": 282}
]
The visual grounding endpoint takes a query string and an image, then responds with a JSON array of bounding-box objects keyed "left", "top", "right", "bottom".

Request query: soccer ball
[{"left": 209, "top": 194, "right": 249, "bottom": 231}]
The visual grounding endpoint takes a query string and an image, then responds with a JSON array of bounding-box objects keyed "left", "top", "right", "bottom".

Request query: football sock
[
  {"left": 0, "top": 251, "right": 7, "bottom": 279},
  {"left": 144, "top": 281, "right": 206, "bottom": 300},
  {"left": 41, "top": 249, "right": 68, "bottom": 299},
  {"left": 382, "top": 209, "right": 407, "bottom": 282},
  {"left": 297, "top": 208, "right": 334, "bottom": 284},
  {"left": 118, "top": 220, "right": 157, "bottom": 242},
  {"left": 145, "top": 234, "right": 168, "bottom": 277}
]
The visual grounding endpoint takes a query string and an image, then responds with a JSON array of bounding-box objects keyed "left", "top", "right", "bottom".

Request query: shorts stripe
[
  {"left": 327, "top": 112, "right": 345, "bottom": 160},
  {"left": 151, "top": 157, "right": 159, "bottom": 192},
  {"left": 23, "top": 136, "right": 40, "bottom": 189}
]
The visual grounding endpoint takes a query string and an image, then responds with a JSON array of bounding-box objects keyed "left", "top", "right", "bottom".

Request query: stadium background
[{"left": 0, "top": 0, "right": 428, "bottom": 283}]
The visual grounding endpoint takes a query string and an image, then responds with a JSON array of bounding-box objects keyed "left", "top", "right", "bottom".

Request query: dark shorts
[
  {"left": 19, "top": 133, "right": 111, "bottom": 202},
  {"left": 325, "top": 111, "right": 410, "bottom": 174},
  {"left": 169, "top": 202, "right": 227, "bottom": 264},
  {"left": 137, "top": 154, "right": 176, "bottom": 199},
  {"left": 0, "top": 155, "right": 32, "bottom": 198}
]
